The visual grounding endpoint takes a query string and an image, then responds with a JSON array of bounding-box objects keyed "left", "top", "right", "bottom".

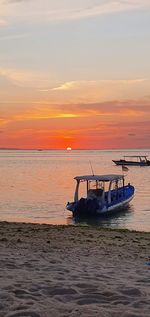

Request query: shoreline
[
  {"left": 0, "top": 222, "right": 150, "bottom": 316},
  {"left": 0, "top": 219, "right": 150, "bottom": 232}
]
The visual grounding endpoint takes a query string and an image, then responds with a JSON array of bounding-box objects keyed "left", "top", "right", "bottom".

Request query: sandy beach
[{"left": 0, "top": 222, "right": 149, "bottom": 317}]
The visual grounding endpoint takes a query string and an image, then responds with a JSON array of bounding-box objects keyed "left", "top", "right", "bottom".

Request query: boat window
[
  {"left": 88, "top": 180, "right": 104, "bottom": 191},
  {"left": 112, "top": 179, "right": 122, "bottom": 190},
  {"left": 87, "top": 188, "right": 103, "bottom": 199},
  {"left": 104, "top": 182, "right": 109, "bottom": 192},
  {"left": 140, "top": 157, "right": 146, "bottom": 162},
  {"left": 77, "top": 181, "right": 87, "bottom": 199}
]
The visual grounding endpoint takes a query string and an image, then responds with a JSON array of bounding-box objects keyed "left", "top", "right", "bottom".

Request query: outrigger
[{"left": 66, "top": 174, "right": 134, "bottom": 217}]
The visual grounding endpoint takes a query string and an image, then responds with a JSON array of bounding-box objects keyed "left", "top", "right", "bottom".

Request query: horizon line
[{"left": 0, "top": 147, "right": 150, "bottom": 151}]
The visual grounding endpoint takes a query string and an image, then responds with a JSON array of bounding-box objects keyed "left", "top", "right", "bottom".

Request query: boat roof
[
  {"left": 124, "top": 155, "right": 147, "bottom": 158},
  {"left": 74, "top": 174, "right": 124, "bottom": 182}
]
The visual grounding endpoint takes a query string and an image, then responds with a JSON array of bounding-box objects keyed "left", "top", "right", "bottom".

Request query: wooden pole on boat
[{"left": 89, "top": 161, "right": 94, "bottom": 176}]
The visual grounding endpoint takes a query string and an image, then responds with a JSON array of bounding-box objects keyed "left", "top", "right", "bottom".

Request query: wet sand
[{"left": 0, "top": 221, "right": 150, "bottom": 317}]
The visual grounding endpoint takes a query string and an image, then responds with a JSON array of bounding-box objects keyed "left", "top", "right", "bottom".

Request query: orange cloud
[
  {"left": 0, "top": 97, "right": 149, "bottom": 149},
  {"left": 1, "top": 97, "right": 150, "bottom": 126}
]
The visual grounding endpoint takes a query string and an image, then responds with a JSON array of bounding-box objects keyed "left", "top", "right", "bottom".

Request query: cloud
[
  {"left": 0, "top": 117, "right": 10, "bottom": 126},
  {"left": 49, "top": 79, "right": 150, "bottom": 103},
  {"left": 1, "top": 0, "right": 150, "bottom": 26},
  {"left": 128, "top": 133, "right": 135, "bottom": 136},
  {"left": 0, "top": 67, "right": 54, "bottom": 88},
  {"left": 51, "top": 81, "right": 78, "bottom": 91},
  {"left": 1, "top": 67, "right": 148, "bottom": 92},
  {"left": 0, "top": 67, "right": 149, "bottom": 109},
  {"left": 2, "top": 97, "right": 150, "bottom": 125},
  {"left": 66, "top": 1, "right": 150, "bottom": 21},
  {"left": 0, "top": 68, "right": 34, "bottom": 86},
  {"left": 1, "top": 96, "right": 149, "bottom": 149},
  {"left": 0, "top": 32, "right": 30, "bottom": 40},
  {"left": 0, "top": 19, "right": 8, "bottom": 26},
  {"left": 6, "top": 0, "right": 27, "bottom": 2},
  {"left": 51, "top": 79, "right": 148, "bottom": 91}
]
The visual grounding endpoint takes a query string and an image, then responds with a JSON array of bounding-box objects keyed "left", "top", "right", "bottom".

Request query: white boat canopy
[
  {"left": 124, "top": 156, "right": 147, "bottom": 158},
  {"left": 74, "top": 174, "right": 124, "bottom": 182}
]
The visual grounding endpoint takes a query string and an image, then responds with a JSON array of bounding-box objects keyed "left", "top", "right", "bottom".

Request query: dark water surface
[{"left": 0, "top": 149, "right": 150, "bottom": 232}]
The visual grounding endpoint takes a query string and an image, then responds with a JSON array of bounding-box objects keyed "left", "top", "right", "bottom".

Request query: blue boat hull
[{"left": 66, "top": 185, "right": 134, "bottom": 217}]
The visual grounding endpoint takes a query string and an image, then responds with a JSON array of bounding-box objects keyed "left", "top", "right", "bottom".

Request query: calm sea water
[{"left": 0, "top": 149, "right": 150, "bottom": 232}]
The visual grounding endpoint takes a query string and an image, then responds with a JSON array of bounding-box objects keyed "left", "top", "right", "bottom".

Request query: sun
[{"left": 66, "top": 146, "right": 72, "bottom": 151}]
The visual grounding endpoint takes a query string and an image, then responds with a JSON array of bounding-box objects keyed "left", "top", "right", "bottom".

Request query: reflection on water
[
  {"left": 0, "top": 149, "right": 150, "bottom": 232},
  {"left": 67, "top": 205, "right": 134, "bottom": 229}
]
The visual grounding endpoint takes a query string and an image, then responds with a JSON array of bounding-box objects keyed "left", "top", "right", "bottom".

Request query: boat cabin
[
  {"left": 123, "top": 156, "right": 148, "bottom": 163},
  {"left": 74, "top": 174, "right": 125, "bottom": 205}
]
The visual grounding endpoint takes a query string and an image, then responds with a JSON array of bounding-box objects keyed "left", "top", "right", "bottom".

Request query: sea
[{"left": 0, "top": 149, "right": 150, "bottom": 232}]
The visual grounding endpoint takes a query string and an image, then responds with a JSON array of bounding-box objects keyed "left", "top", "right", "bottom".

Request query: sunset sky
[{"left": 0, "top": 0, "right": 150, "bottom": 149}]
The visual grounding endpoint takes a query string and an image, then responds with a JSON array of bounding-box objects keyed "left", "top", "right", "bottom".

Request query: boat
[
  {"left": 66, "top": 174, "right": 134, "bottom": 217},
  {"left": 112, "top": 156, "right": 150, "bottom": 166}
]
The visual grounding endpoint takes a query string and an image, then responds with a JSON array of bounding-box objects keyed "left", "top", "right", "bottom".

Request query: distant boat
[
  {"left": 66, "top": 174, "right": 134, "bottom": 217},
  {"left": 112, "top": 156, "right": 150, "bottom": 166}
]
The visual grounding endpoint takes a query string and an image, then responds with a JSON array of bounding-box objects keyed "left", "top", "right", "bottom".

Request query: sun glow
[{"left": 66, "top": 147, "right": 72, "bottom": 151}]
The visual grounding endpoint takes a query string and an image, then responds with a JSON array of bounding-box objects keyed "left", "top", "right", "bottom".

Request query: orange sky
[
  {"left": 1, "top": 97, "right": 150, "bottom": 149},
  {"left": 0, "top": 1, "right": 150, "bottom": 149}
]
